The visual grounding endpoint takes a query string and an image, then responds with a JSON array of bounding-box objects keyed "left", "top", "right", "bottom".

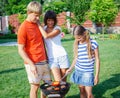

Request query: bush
[
  {"left": 61, "top": 27, "right": 69, "bottom": 34},
  {"left": 109, "top": 34, "right": 120, "bottom": 40},
  {"left": 0, "top": 34, "right": 17, "bottom": 39},
  {"left": 9, "top": 14, "right": 21, "bottom": 33}
]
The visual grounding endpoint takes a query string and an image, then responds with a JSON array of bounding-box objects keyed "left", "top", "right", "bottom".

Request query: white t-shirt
[{"left": 44, "top": 25, "right": 67, "bottom": 59}]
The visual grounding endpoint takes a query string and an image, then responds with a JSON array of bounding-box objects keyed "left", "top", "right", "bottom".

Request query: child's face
[
  {"left": 46, "top": 19, "right": 55, "bottom": 28},
  {"left": 28, "top": 12, "right": 40, "bottom": 23},
  {"left": 74, "top": 34, "right": 85, "bottom": 42}
]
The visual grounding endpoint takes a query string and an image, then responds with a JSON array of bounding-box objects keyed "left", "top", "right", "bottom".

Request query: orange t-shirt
[{"left": 17, "top": 20, "right": 47, "bottom": 63}]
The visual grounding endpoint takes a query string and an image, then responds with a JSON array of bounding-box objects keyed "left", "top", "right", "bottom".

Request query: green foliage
[
  {"left": 0, "top": 34, "right": 17, "bottom": 39},
  {"left": 0, "top": 39, "right": 17, "bottom": 43},
  {"left": 43, "top": 1, "right": 68, "bottom": 14},
  {"left": 64, "top": 0, "right": 92, "bottom": 25},
  {"left": 11, "top": 4, "right": 26, "bottom": 14},
  {"left": 8, "top": 25, "right": 15, "bottom": 33},
  {"left": 1, "top": 0, "right": 41, "bottom": 15},
  {"left": 61, "top": 27, "right": 69, "bottom": 34},
  {"left": 114, "top": 0, "right": 120, "bottom": 10},
  {"left": 0, "top": 1, "right": 5, "bottom": 16},
  {"left": 88, "top": 0, "right": 118, "bottom": 26},
  {"left": 109, "top": 34, "right": 120, "bottom": 40},
  {"left": 18, "top": 13, "right": 27, "bottom": 23}
]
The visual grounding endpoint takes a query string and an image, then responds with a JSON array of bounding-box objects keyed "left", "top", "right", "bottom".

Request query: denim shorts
[
  {"left": 70, "top": 70, "right": 94, "bottom": 86},
  {"left": 48, "top": 55, "right": 70, "bottom": 69}
]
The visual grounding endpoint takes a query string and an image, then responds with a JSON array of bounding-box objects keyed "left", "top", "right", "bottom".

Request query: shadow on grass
[
  {"left": 111, "top": 90, "right": 120, "bottom": 98},
  {"left": 0, "top": 67, "right": 24, "bottom": 74},
  {"left": 93, "top": 74, "right": 120, "bottom": 98}
]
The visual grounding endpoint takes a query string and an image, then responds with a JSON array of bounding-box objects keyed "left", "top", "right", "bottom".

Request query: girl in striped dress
[{"left": 66, "top": 25, "right": 100, "bottom": 98}]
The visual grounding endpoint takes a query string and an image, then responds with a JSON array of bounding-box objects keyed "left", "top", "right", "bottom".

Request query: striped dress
[{"left": 75, "top": 39, "right": 98, "bottom": 73}]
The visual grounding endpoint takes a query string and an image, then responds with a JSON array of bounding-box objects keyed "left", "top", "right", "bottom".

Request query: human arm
[
  {"left": 37, "top": 22, "right": 60, "bottom": 39},
  {"left": 66, "top": 40, "right": 78, "bottom": 73},
  {"left": 18, "top": 44, "right": 37, "bottom": 75},
  {"left": 94, "top": 47, "right": 100, "bottom": 85},
  {"left": 66, "top": 56, "right": 77, "bottom": 73}
]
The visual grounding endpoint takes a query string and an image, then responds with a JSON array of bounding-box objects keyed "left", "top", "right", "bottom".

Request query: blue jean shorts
[
  {"left": 48, "top": 55, "right": 70, "bottom": 69},
  {"left": 70, "top": 70, "right": 94, "bottom": 86}
]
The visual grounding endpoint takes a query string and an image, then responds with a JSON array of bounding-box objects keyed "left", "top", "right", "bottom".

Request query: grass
[{"left": 0, "top": 34, "right": 120, "bottom": 98}]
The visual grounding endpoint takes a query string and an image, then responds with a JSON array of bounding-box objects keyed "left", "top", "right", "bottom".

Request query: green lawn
[{"left": 0, "top": 35, "right": 120, "bottom": 98}]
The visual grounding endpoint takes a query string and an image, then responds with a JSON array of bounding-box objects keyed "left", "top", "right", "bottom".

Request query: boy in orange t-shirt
[{"left": 17, "top": 1, "right": 51, "bottom": 98}]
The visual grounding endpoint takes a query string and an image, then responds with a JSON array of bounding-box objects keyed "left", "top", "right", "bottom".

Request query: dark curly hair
[{"left": 44, "top": 10, "right": 57, "bottom": 26}]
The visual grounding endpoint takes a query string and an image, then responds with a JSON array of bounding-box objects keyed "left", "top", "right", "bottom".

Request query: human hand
[
  {"left": 66, "top": 68, "right": 72, "bottom": 74},
  {"left": 94, "top": 76, "right": 99, "bottom": 85},
  {"left": 61, "top": 32, "right": 65, "bottom": 38},
  {"left": 30, "top": 65, "right": 38, "bottom": 76},
  {"left": 37, "top": 20, "right": 41, "bottom": 26}
]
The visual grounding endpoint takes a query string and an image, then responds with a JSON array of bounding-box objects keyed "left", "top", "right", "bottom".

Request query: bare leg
[
  {"left": 51, "top": 67, "right": 61, "bottom": 81},
  {"left": 41, "top": 91, "right": 46, "bottom": 98},
  {"left": 30, "top": 84, "right": 39, "bottom": 98},
  {"left": 60, "top": 68, "right": 68, "bottom": 81},
  {"left": 85, "top": 86, "right": 94, "bottom": 98},
  {"left": 79, "top": 85, "right": 87, "bottom": 98}
]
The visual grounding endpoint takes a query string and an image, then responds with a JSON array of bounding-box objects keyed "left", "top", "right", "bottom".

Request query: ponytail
[{"left": 85, "top": 30, "right": 92, "bottom": 59}]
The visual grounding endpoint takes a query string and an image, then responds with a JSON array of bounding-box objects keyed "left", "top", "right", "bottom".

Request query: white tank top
[{"left": 44, "top": 25, "right": 67, "bottom": 59}]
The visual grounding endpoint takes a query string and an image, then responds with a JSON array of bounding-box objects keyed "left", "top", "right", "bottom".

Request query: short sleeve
[
  {"left": 54, "top": 26, "right": 61, "bottom": 32},
  {"left": 17, "top": 23, "right": 26, "bottom": 45},
  {"left": 91, "top": 39, "right": 98, "bottom": 50},
  {"left": 43, "top": 26, "right": 47, "bottom": 30}
]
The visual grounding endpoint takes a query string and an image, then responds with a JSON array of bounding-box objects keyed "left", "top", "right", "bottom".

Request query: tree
[
  {"left": 0, "top": 0, "right": 43, "bottom": 15},
  {"left": 64, "top": 0, "right": 92, "bottom": 25},
  {"left": 88, "top": 0, "right": 118, "bottom": 34},
  {"left": 114, "top": 0, "right": 120, "bottom": 10},
  {"left": 0, "top": 0, "right": 7, "bottom": 16},
  {"left": 43, "top": 1, "right": 68, "bottom": 14},
  {"left": 40, "top": 0, "right": 44, "bottom": 4}
]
